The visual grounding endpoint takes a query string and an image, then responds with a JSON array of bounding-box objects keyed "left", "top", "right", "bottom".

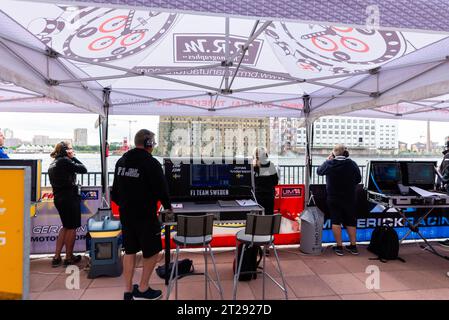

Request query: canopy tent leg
[
  {"left": 303, "top": 95, "right": 313, "bottom": 203},
  {"left": 99, "top": 87, "right": 111, "bottom": 208}
]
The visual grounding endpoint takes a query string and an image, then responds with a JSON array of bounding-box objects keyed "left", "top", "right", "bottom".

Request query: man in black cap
[{"left": 111, "top": 129, "right": 172, "bottom": 300}]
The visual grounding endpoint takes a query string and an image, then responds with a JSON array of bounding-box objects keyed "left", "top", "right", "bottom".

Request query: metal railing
[{"left": 41, "top": 165, "right": 367, "bottom": 187}]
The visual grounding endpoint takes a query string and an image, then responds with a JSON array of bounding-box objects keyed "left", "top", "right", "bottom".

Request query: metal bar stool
[
  {"left": 166, "top": 214, "right": 223, "bottom": 300},
  {"left": 232, "top": 213, "right": 288, "bottom": 300}
]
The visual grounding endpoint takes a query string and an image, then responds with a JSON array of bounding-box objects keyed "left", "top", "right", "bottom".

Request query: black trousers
[{"left": 256, "top": 193, "right": 275, "bottom": 215}]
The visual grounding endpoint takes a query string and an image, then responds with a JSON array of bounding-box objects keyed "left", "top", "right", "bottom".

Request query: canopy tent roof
[
  {"left": 1, "top": 0, "right": 449, "bottom": 121},
  {"left": 0, "top": 8, "right": 105, "bottom": 115},
  {"left": 25, "top": 0, "right": 449, "bottom": 34}
]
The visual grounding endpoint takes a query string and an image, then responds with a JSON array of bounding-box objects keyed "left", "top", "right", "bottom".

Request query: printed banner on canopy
[{"left": 22, "top": 0, "right": 449, "bottom": 33}]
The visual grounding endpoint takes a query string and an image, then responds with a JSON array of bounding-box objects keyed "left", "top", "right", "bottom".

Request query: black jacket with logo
[
  {"left": 111, "top": 148, "right": 171, "bottom": 220},
  {"left": 48, "top": 156, "right": 87, "bottom": 196},
  {"left": 317, "top": 156, "right": 361, "bottom": 201},
  {"left": 254, "top": 161, "right": 279, "bottom": 197}
]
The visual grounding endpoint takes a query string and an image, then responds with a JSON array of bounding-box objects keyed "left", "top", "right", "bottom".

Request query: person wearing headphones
[
  {"left": 0, "top": 130, "right": 9, "bottom": 159},
  {"left": 438, "top": 139, "right": 449, "bottom": 248},
  {"left": 111, "top": 129, "right": 172, "bottom": 300},
  {"left": 48, "top": 141, "right": 87, "bottom": 267},
  {"left": 252, "top": 147, "right": 279, "bottom": 217},
  {"left": 317, "top": 144, "right": 361, "bottom": 256}
]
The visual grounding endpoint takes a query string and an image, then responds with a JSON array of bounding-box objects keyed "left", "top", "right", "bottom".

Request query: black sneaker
[
  {"left": 332, "top": 245, "right": 344, "bottom": 256},
  {"left": 344, "top": 245, "right": 359, "bottom": 255},
  {"left": 438, "top": 239, "right": 449, "bottom": 248},
  {"left": 124, "top": 292, "right": 134, "bottom": 300},
  {"left": 51, "top": 257, "right": 62, "bottom": 268},
  {"left": 132, "top": 285, "right": 162, "bottom": 300},
  {"left": 63, "top": 255, "right": 82, "bottom": 267}
]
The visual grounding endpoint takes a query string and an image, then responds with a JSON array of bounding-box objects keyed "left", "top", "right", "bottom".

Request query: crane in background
[{"left": 110, "top": 119, "right": 137, "bottom": 147}]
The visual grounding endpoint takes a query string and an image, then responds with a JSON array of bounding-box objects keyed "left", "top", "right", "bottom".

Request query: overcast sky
[{"left": 0, "top": 112, "right": 448, "bottom": 146}]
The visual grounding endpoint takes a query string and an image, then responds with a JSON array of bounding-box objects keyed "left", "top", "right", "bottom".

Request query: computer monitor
[
  {"left": 0, "top": 159, "right": 42, "bottom": 202},
  {"left": 405, "top": 162, "right": 436, "bottom": 188},
  {"left": 374, "top": 163, "right": 401, "bottom": 182},
  {"left": 190, "top": 164, "right": 233, "bottom": 188},
  {"left": 367, "top": 161, "right": 402, "bottom": 192},
  {"left": 164, "top": 158, "right": 254, "bottom": 201}
]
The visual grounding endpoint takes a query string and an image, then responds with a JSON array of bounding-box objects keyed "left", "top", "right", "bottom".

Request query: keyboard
[
  {"left": 193, "top": 200, "right": 217, "bottom": 205},
  {"left": 218, "top": 200, "right": 239, "bottom": 207}
]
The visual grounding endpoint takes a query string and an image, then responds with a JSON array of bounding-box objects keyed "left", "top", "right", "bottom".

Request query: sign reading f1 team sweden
[{"left": 0, "top": 167, "right": 31, "bottom": 300}]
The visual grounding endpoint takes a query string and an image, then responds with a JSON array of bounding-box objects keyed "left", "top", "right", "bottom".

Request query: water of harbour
[{"left": 7, "top": 152, "right": 442, "bottom": 173}]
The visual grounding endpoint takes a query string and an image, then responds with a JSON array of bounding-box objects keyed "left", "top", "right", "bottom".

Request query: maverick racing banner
[{"left": 310, "top": 184, "right": 449, "bottom": 243}]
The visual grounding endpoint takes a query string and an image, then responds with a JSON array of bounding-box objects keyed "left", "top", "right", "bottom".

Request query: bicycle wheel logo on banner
[
  {"left": 26, "top": 6, "right": 177, "bottom": 63},
  {"left": 265, "top": 22, "right": 407, "bottom": 76}
]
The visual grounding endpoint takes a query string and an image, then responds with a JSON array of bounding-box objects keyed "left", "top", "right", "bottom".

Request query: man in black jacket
[
  {"left": 438, "top": 139, "right": 449, "bottom": 248},
  {"left": 111, "top": 129, "right": 172, "bottom": 300},
  {"left": 317, "top": 144, "right": 361, "bottom": 256}
]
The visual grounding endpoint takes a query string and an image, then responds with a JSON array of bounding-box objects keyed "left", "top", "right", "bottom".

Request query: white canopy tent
[{"left": 1, "top": 0, "right": 449, "bottom": 203}]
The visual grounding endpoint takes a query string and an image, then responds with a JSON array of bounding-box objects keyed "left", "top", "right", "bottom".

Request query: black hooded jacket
[
  {"left": 440, "top": 149, "right": 449, "bottom": 175},
  {"left": 48, "top": 156, "right": 87, "bottom": 195},
  {"left": 317, "top": 156, "right": 361, "bottom": 200},
  {"left": 111, "top": 148, "right": 171, "bottom": 219}
]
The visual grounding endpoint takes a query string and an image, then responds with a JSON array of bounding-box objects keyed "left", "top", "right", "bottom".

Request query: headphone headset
[
  {"left": 144, "top": 137, "right": 155, "bottom": 149},
  {"left": 60, "top": 141, "right": 68, "bottom": 156}
]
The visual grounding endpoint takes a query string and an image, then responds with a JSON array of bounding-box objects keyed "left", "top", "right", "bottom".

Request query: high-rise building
[
  {"left": 32, "top": 135, "right": 50, "bottom": 146},
  {"left": 296, "top": 116, "right": 398, "bottom": 149},
  {"left": 158, "top": 116, "right": 270, "bottom": 157},
  {"left": 32, "top": 135, "right": 72, "bottom": 146},
  {"left": 74, "top": 128, "right": 88, "bottom": 146},
  {"left": 270, "top": 117, "right": 304, "bottom": 153},
  {"left": 2, "top": 128, "right": 13, "bottom": 139}
]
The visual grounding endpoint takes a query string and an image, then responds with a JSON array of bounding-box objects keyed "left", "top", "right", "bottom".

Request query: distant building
[
  {"left": 4, "top": 138, "right": 22, "bottom": 148},
  {"left": 296, "top": 116, "right": 398, "bottom": 149},
  {"left": 74, "top": 128, "right": 88, "bottom": 146},
  {"left": 159, "top": 116, "right": 270, "bottom": 157},
  {"left": 398, "top": 141, "right": 408, "bottom": 152},
  {"left": 411, "top": 142, "right": 426, "bottom": 153},
  {"left": 32, "top": 135, "right": 49, "bottom": 146},
  {"left": 3, "top": 128, "right": 13, "bottom": 139},
  {"left": 271, "top": 117, "right": 303, "bottom": 154},
  {"left": 410, "top": 141, "right": 439, "bottom": 153},
  {"left": 32, "top": 135, "right": 72, "bottom": 146}
]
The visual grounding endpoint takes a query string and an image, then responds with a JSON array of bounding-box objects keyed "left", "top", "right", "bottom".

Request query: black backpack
[
  {"left": 232, "top": 243, "right": 263, "bottom": 281},
  {"left": 156, "top": 259, "right": 194, "bottom": 279},
  {"left": 368, "top": 225, "right": 405, "bottom": 263}
]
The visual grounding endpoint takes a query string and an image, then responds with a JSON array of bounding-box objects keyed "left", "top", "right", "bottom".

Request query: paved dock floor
[{"left": 29, "top": 243, "right": 449, "bottom": 300}]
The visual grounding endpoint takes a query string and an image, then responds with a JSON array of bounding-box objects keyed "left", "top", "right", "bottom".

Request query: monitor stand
[{"left": 397, "top": 183, "right": 410, "bottom": 196}]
